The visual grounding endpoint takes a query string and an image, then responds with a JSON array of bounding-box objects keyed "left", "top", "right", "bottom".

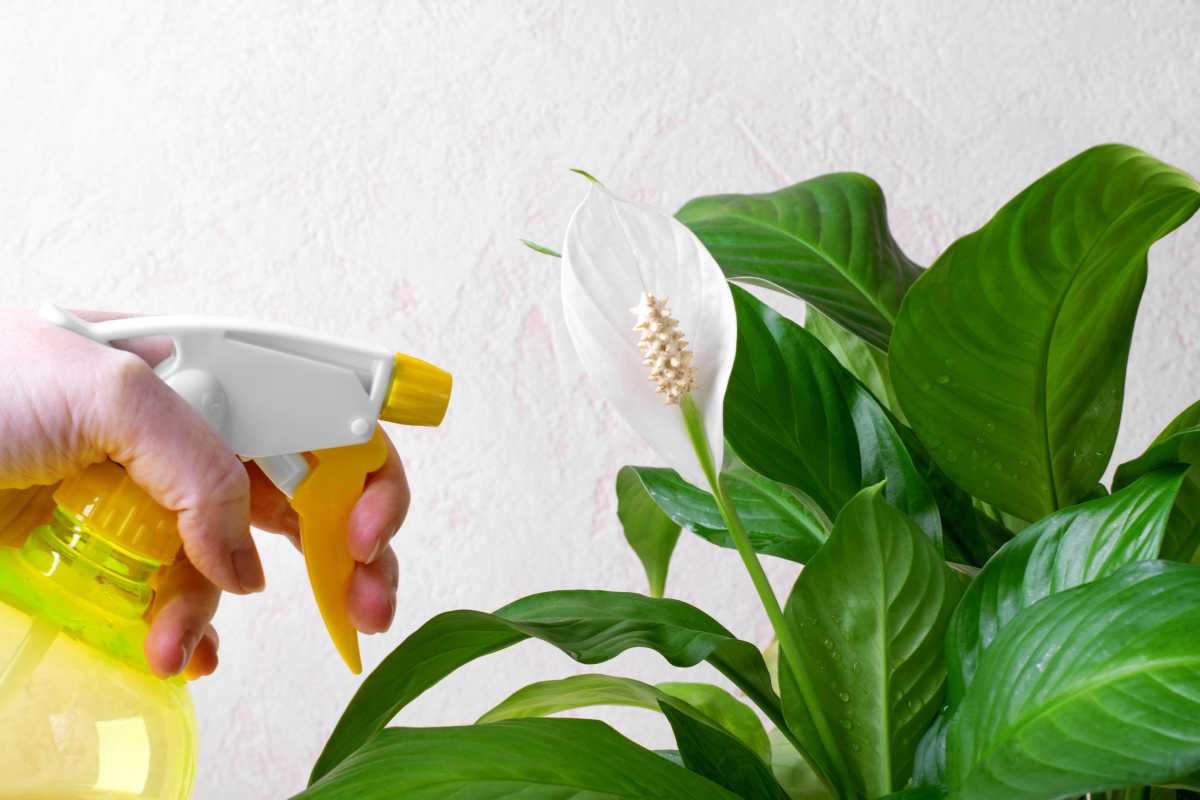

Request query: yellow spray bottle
[{"left": 0, "top": 305, "right": 452, "bottom": 798}]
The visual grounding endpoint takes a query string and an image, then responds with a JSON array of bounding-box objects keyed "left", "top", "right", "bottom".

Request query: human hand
[{"left": 0, "top": 311, "right": 409, "bottom": 678}]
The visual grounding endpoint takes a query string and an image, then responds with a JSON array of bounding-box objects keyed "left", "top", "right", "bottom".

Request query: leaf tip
[
  {"left": 569, "top": 167, "right": 602, "bottom": 185},
  {"left": 519, "top": 238, "right": 562, "bottom": 258}
]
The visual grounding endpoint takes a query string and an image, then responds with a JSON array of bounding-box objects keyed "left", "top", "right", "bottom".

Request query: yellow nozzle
[{"left": 380, "top": 353, "right": 451, "bottom": 427}]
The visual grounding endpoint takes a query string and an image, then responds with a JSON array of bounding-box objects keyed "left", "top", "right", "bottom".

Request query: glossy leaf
[
  {"left": 725, "top": 284, "right": 942, "bottom": 548},
  {"left": 625, "top": 463, "right": 829, "bottom": 564},
  {"left": 296, "top": 718, "right": 739, "bottom": 799},
  {"left": 310, "top": 590, "right": 781, "bottom": 783},
  {"left": 892, "top": 144, "right": 1200, "bottom": 521},
  {"left": 946, "top": 467, "right": 1188, "bottom": 702},
  {"left": 477, "top": 674, "right": 770, "bottom": 763},
  {"left": 660, "top": 702, "right": 790, "bottom": 800},
  {"left": 806, "top": 307, "right": 903, "bottom": 421},
  {"left": 561, "top": 183, "right": 737, "bottom": 488},
  {"left": 616, "top": 467, "right": 682, "bottom": 597},
  {"left": 947, "top": 561, "right": 1200, "bottom": 799},
  {"left": 678, "top": 172, "right": 922, "bottom": 349},
  {"left": 1114, "top": 400, "right": 1200, "bottom": 562},
  {"left": 911, "top": 710, "right": 952, "bottom": 787},
  {"left": 779, "top": 485, "right": 961, "bottom": 799}
]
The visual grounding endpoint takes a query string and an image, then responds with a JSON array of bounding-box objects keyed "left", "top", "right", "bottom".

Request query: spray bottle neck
[{"left": 21, "top": 506, "right": 164, "bottom": 619}]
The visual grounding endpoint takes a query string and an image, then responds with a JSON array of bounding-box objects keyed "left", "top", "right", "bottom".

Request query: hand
[{"left": 0, "top": 311, "right": 409, "bottom": 678}]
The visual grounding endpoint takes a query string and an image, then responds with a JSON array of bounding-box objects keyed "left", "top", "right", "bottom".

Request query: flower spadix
[{"left": 561, "top": 183, "right": 736, "bottom": 488}]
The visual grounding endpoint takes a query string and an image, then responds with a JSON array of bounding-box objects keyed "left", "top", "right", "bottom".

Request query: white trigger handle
[{"left": 39, "top": 304, "right": 396, "bottom": 497}]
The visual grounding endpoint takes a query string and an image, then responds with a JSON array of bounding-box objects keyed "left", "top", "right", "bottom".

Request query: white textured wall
[{"left": 2, "top": 2, "right": 1198, "bottom": 797}]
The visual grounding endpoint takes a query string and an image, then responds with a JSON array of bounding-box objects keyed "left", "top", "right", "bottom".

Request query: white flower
[{"left": 561, "top": 183, "right": 737, "bottom": 488}]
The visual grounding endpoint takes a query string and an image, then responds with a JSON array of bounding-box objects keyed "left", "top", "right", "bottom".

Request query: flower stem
[{"left": 678, "top": 394, "right": 853, "bottom": 798}]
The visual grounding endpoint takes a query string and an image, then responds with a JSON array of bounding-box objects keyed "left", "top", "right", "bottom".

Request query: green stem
[{"left": 679, "top": 394, "right": 855, "bottom": 798}]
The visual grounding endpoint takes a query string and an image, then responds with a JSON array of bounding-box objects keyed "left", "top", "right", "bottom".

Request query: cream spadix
[{"left": 561, "top": 183, "right": 736, "bottom": 488}]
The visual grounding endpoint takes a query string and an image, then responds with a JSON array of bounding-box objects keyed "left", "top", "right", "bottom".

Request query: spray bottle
[{"left": 0, "top": 305, "right": 451, "bottom": 799}]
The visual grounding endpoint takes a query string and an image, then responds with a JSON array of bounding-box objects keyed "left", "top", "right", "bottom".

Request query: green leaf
[
  {"left": 625, "top": 463, "right": 829, "bottom": 565},
  {"left": 768, "top": 727, "right": 835, "bottom": 799},
  {"left": 616, "top": 467, "right": 683, "bottom": 597},
  {"left": 946, "top": 467, "right": 1188, "bottom": 703},
  {"left": 900, "top": 430, "right": 1013, "bottom": 567},
  {"left": 880, "top": 787, "right": 949, "bottom": 800},
  {"left": 310, "top": 590, "right": 782, "bottom": 784},
  {"left": 658, "top": 681, "right": 773, "bottom": 764},
  {"left": 1114, "top": 400, "right": 1200, "bottom": 562},
  {"left": 805, "top": 307, "right": 903, "bottom": 421},
  {"left": 912, "top": 710, "right": 951, "bottom": 787},
  {"left": 678, "top": 172, "right": 922, "bottom": 350},
  {"left": 660, "top": 702, "right": 790, "bottom": 800},
  {"left": 891, "top": 144, "right": 1200, "bottom": 521},
  {"left": 779, "top": 485, "right": 962, "bottom": 799},
  {"left": 725, "top": 284, "right": 942, "bottom": 549},
  {"left": 520, "top": 238, "right": 562, "bottom": 258},
  {"left": 477, "top": 674, "right": 771, "bottom": 763},
  {"left": 947, "top": 561, "right": 1200, "bottom": 799},
  {"left": 296, "top": 718, "right": 739, "bottom": 799}
]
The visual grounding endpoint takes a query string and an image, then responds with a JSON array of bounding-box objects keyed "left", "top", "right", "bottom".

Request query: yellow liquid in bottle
[{"left": 0, "top": 508, "right": 197, "bottom": 799}]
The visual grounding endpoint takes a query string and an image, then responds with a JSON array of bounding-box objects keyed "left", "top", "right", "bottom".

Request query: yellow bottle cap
[
  {"left": 54, "top": 461, "right": 182, "bottom": 565},
  {"left": 380, "top": 353, "right": 452, "bottom": 427}
]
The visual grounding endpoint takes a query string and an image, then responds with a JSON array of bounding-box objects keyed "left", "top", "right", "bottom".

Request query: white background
[{"left": 2, "top": 2, "right": 1199, "bottom": 797}]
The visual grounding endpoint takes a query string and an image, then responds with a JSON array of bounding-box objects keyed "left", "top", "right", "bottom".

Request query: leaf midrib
[
  {"left": 1034, "top": 180, "right": 1192, "bottom": 512},
  {"left": 701, "top": 207, "right": 897, "bottom": 325}
]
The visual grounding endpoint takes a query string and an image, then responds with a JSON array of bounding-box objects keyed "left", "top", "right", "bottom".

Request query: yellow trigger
[{"left": 290, "top": 427, "right": 389, "bottom": 674}]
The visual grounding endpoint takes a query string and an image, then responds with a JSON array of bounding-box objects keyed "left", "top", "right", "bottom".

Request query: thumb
[{"left": 79, "top": 349, "right": 264, "bottom": 595}]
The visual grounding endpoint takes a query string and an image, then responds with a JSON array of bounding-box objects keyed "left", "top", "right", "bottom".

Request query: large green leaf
[
  {"left": 477, "top": 674, "right": 771, "bottom": 763},
  {"left": 625, "top": 463, "right": 829, "bottom": 564},
  {"left": 805, "top": 306, "right": 903, "bottom": 421},
  {"left": 779, "top": 485, "right": 961, "bottom": 799},
  {"left": 947, "top": 561, "right": 1200, "bottom": 799},
  {"left": 678, "top": 172, "right": 922, "bottom": 350},
  {"left": 725, "top": 285, "right": 942, "bottom": 549},
  {"left": 891, "top": 144, "right": 1200, "bottom": 521},
  {"left": 296, "top": 718, "right": 739, "bottom": 799},
  {"left": 616, "top": 466, "right": 682, "bottom": 597},
  {"left": 946, "top": 467, "right": 1188, "bottom": 702},
  {"left": 660, "top": 702, "right": 791, "bottom": 800},
  {"left": 1114, "top": 400, "right": 1200, "bottom": 562},
  {"left": 310, "top": 591, "right": 782, "bottom": 784}
]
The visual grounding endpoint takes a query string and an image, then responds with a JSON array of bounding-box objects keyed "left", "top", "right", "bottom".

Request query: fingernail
[
  {"left": 367, "top": 537, "right": 385, "bottom": 564},
  {"left": 175, "top": 644, "right": 190, "bottom": 676},
  {"left": 384, "top": 595, "right": 396, "bottom": 630},
  {"left": 232, "top": 546, "right": 265, "bottom": 593}
]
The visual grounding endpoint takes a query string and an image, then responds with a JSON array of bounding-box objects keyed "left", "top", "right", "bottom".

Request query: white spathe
[{"left": 561, "top": 183, "right": 737, "bottom": 489}]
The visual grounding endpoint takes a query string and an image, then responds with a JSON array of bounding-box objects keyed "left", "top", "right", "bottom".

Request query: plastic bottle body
[{"left": 0, "top": 508, "right": 197, "bottom": 799}]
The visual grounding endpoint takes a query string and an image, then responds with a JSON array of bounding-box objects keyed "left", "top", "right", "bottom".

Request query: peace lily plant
[{"left": 295, "top": 144, "right": 1200, "bottom": 800}]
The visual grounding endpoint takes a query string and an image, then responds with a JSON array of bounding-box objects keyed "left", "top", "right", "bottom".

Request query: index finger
[{"left": 346, "top": 432, "right": 409, "bottom": 564}]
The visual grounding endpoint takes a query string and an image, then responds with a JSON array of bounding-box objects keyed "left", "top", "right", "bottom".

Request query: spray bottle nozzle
[
  {"left": 41, "top": 304, "right": 452, "bottom": 673},
  {"left": 381, "top": 354, "right": 453, "bottom": 427}
]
